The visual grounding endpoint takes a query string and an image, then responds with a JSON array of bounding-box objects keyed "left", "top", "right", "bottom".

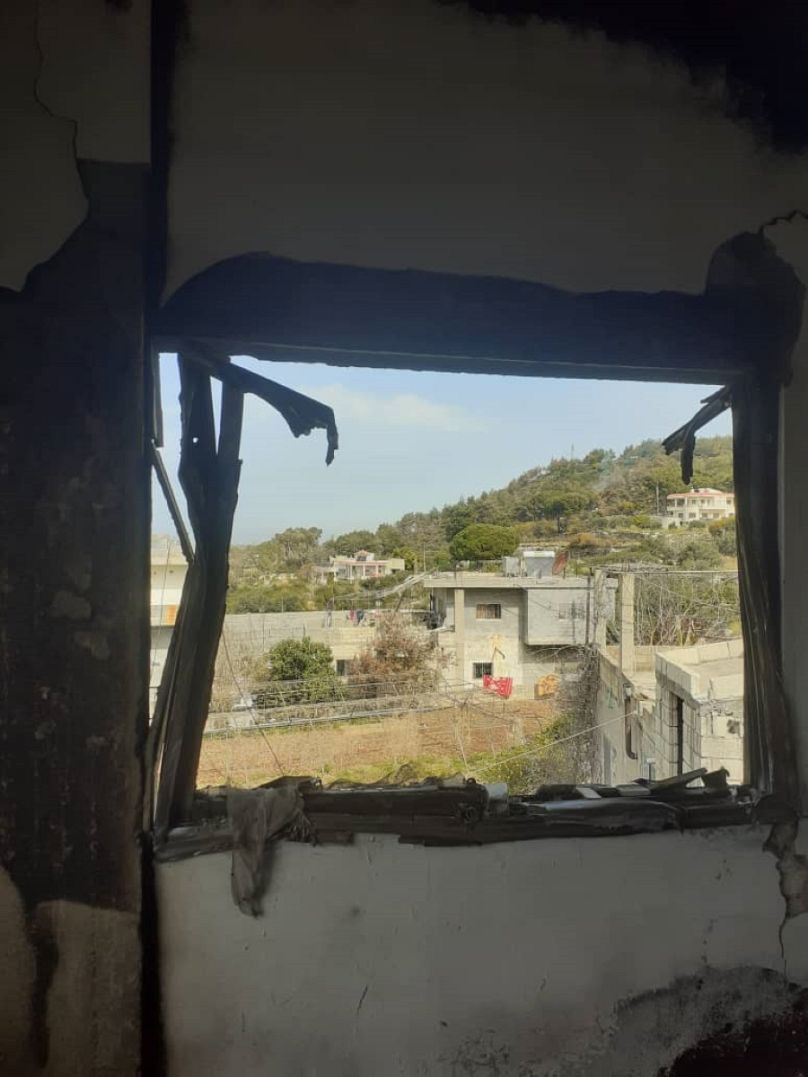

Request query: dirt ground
[{"left": 198, "top": 696, "right": 558, "bottom": 787}]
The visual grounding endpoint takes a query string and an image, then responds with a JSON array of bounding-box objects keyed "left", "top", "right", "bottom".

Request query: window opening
[
  {"left": 674, "top": 694, "right": 685, "bottom": 775},
  {"left": 476, "top": 603, "right": 501, "bottom": 620},
  {"left": 145, "top": 356, "right": 775, "bottom": 852}
]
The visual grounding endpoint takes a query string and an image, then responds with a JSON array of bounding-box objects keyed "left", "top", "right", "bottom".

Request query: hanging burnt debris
[{"left": 147, "top": 351, "right": 339, "bottom": 837}]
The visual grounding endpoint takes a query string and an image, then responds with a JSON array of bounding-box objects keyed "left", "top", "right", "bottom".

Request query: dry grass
[{"left": 198, "top": 697, "right": 557, "bottom": 788}]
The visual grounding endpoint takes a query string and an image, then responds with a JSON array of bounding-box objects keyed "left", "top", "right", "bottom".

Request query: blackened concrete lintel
[{"left": 154, "top": 235, "right": 803, "bottom": 385}]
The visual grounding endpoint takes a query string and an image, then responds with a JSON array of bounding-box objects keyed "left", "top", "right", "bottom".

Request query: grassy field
[{"left": 198, "top": 697, "right": 572, "bottom": 791}]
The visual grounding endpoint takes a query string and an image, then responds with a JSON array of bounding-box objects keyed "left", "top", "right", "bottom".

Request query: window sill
[{"left": 153, "top": 771, "right": 792, "bottom": 862}]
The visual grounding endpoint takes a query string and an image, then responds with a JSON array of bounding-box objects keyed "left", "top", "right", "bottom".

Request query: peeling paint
[{"left": 766, "top": 819, "right": 808, "bottom": 921}]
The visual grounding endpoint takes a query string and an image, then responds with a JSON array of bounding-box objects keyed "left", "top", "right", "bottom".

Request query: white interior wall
[{"left": 158, "top": 828, "right": 804, "bottom": 1077}]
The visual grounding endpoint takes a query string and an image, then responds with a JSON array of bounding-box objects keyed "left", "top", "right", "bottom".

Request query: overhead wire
[{"left": 219, "top": 629, "right": 286, "bottom": 776}]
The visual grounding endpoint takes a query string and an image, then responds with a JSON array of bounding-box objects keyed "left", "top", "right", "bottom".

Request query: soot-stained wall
[
  {"left": 158, "top": 828, "right": 808, "bottom": 1077},
  {"left": 1, "top": 3, "right": 149, "bottom": 1073},
  {"left": 167, "top": 0, "right": 808, "bottom": 298}
]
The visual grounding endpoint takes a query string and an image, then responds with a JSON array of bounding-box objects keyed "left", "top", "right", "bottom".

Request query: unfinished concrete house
[
  {"left": 4, "top": 1, "right": 808, "bottom": 1074},
  {"left": 430, "top": 570, "right": 617, "bottom": 692}
]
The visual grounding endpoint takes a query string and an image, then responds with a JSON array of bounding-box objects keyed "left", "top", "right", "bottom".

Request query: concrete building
[
  {"left": 316, "top": 550, "right": 406, "bottom": 582},
  {"left": 215, "top": 577, "right": 614, "bottom": 707},
  {"left": 666, "top": 487, "right": 736, "bottom": 523},
  {"left": 597, "top": 638, "right": 744, "bottom": 787},
  {"left": 656, "top": 643, "right": 744, "bottom": 780},
  {"left": 502, "top": 548, "right": 557, "bottom": 577},
  {"left": 429, "top": 571, "right": 616, "bottom": 695},
  {"left": 150, "top": 536, "right": 189, "bottom": 712},
  {"left": 594, "top": 571, "right": 744, "bottom": 784}
]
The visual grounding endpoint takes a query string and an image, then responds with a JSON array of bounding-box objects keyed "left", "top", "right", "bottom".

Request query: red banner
[{"left": 482, "top": 674, "right": 513, "bottom": 699}]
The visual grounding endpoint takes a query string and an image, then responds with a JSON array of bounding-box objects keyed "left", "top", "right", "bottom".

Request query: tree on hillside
[
  {"left": 227, "top": 581, "right": 310, "bottom": 613},
  {"left": 391, "top": 546, "right": 419, "bottom": 571},
  {"left": 229, "top": 527, "right": 322, "bottom": 584},
  {"left": 375, "top": 523, "right": 406, "bottom": 555},
  {"left": 443, "top": 500, "right": 475, "bottom": 540},
  {"left": 395, "top": 510, "right": 446, "bottom": 551},
  {"left": 273, "top": 527, "right": 322, "bottom": 568},
  {"left": 449, "top": 523, "right": 519, "bottom": 562},
  {"left": 328, "top": 529, "right": 378, "bottom": 556},
  {"left": 516, "top": 488, "right": 594, "bottom": 531}
]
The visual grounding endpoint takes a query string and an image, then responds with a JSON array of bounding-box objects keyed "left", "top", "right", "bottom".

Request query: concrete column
[
  {"left": 1, "top": 164, "right": 147, "bottom": 1073},
  {"left": 592, "top": 571, "right": 608, "bottom": 647},
  {"left": 618, "top": 573, "right": 635, "bottom": 675},
  {"left": 454, "top": 587, "right": 466, "bottom": 685}
]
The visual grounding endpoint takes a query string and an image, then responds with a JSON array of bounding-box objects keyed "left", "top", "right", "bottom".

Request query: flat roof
[
  {"left": 427, "top": 572, "right": 612, "bottom": 590},
  {"left": 657, "top": 640, "right": 743, "bottom": 701}
]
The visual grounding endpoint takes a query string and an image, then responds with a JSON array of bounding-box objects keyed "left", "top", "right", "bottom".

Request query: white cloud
[{"left": 313, "top": 384, "right": 481, "bottom": 432}]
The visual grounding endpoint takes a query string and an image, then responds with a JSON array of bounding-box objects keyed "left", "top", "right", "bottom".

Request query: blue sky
[{"left": 153, "top": 354, "right": 731, "bottom": 545}]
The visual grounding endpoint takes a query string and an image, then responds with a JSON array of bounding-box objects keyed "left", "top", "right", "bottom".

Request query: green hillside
[{"left": 225, "top": 436, "right": 734, "bottom": 611}]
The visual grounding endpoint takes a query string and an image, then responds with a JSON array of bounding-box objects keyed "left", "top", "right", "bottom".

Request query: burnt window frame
[{"left": 146, "top": 235, "right": 803, "bottom": 847}]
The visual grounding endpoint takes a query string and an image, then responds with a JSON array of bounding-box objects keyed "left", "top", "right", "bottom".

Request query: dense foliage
[
  {"left": 247, "top": 637, "right": 340, "bottom": 705},
  {"left": 448, "top": 523, "right": 519, "bottom": 562}
]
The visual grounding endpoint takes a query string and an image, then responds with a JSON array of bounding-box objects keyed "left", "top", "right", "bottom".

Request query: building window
[
  {"left": 335, "top": 659, "right": 353, "bottom": 677},
  {"left": 674, "top": 694, "right": 685, "bottom": 775},
  {"left": 476, "top": 603, "right": 501, "bottom": 620},
  {"left": 473, "top": 662, "right": 493, "bottom": 679}
]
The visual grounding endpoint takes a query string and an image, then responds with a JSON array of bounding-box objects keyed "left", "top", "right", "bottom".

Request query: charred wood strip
[
  {"left": 184, "top": 341, "right": 338, "bottom": 464},
  {"left": 154, "top": 362, "right": 244, "bottom": 833},
  {"left": 150, "top": 356, "right": 339, "bottom": 834},
  {"left": 733, "top": 376, "right": 798, "bottom": 804},
  {"left": 154, "top": 781, "right": 785, "bottom": 861},
  {"left": 155, "top": 800, "right": 766, "bottom": 860},
  {"left": 149, "top": 443, "right": 194, "bottom": 565},
  {"left": 663, "top": 386, "right": 732, "bottom": 484},
  {"left": 302, "top": 782, "right": 488, "bottom": 820}
]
